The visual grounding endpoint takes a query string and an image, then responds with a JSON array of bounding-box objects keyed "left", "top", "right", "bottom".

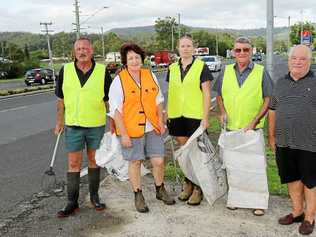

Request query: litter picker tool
[{"left": 41, "top": 132, "right": 62, "bottom": 193}]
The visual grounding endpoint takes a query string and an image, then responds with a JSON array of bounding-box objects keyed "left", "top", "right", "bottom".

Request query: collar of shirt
[
  {"left": 286, "top": 70, "right": 314, "bottom": 82},
  {"left": 234, "top": 61, "right": 254, "bottom": 74},
  {"left": 74, "top": 58, "right": 96, "bottom": 74},
  {"left": 178, "top": 57, "right": 196, "bottom": 69}
]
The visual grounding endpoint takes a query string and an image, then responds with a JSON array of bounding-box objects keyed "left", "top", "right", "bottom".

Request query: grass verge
[{"left": 164, "top": 111, "right": 289, "bottom": 197}]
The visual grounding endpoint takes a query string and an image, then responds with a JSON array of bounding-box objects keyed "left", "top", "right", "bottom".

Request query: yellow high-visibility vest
[
  {"left": 63, "top": 62, "right": 106, "bottom": 127},
  {"left": 168, "top": 59, "right": 204, "bottom": 119},
  {"left": 222, "top": 63, "right": 265, "bottom": 130}
]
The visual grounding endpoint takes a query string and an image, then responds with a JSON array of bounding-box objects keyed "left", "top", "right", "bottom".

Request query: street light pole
[{"left": 266, "top": 0, "right": 274, "bottom": 80}]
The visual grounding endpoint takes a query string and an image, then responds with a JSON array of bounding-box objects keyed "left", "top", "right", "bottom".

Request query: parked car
[
  {"left": 252, "top": 53, "right": 262, "bottom": 62},
  {"left": 200, "top": 55, "right": 222, "bottom": 72},
  {"left": 24, "top": 68, "right": 54, "bottom": 86}
]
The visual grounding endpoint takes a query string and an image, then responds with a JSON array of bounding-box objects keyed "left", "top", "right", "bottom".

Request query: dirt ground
[
  {"left": 78, "top": 175, "right": 315, "bottom": 237},
  {"left": 1, "top": 171, "right": 315, "bottom": 237}
]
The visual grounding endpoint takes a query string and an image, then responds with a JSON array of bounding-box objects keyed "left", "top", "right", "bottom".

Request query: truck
[
  {"left": 105, "top": 52, "right": 121, "bottom": 74},
  {"left": 153, "top": 50, "right": 172, "bottom": 68}
]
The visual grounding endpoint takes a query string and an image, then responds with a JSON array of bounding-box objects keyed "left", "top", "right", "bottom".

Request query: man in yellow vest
[
  {"left": 213, "top": 37, "right": 273, "bottom": 216},
  {"left": 54, "top": 37, "right": 112, "bottom": 218}
]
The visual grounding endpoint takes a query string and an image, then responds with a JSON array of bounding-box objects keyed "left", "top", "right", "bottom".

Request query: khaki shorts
[{"left": 121, "top": 131, "right": 165, "bottom": 161}]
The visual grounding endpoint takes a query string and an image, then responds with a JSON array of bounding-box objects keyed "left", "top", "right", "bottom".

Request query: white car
[{"left": 200, "top": 55, "right": 222, "bottom": 72}]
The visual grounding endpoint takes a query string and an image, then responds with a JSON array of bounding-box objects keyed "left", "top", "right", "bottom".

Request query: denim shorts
[
  {"left": 65, "top": 125, "right": 105, "bottom": 152},
  {"left": 121, "top": 131, "right": 165, "bottom": 161}
]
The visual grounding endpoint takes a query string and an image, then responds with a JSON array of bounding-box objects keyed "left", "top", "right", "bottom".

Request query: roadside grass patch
[{"left": 164, "top": 111, "right": 289, "bottom": 197}]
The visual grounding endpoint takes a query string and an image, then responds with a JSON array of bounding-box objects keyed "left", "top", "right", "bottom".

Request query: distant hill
[
  {"left": 107, "top": 25, "right": 291, "bottom": 40},
  {"left": 0, "top": 24, "right": 308, "bottom": 54}
]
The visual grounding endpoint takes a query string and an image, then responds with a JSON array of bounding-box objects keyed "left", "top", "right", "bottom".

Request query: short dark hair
[
  {"left": 75, "top": 36, "right": 93, "bottom": 45},
  {"left": 120, "top": 43, "right": 145, "bottom": 66},
  {"left": 235, "top": 36, "right": 252, "bottom": 45}
]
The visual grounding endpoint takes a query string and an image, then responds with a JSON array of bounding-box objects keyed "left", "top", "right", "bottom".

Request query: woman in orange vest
[{"left": 108, "top": 43, "right": 175, "bottom": 213}]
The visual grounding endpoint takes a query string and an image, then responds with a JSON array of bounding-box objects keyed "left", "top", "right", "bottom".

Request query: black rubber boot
[
  {"left": 57, "top": 172, "right": 80, "bottom": 218},
  {"left": 88, "top": 167, "right": 106, "bottom": 211}
]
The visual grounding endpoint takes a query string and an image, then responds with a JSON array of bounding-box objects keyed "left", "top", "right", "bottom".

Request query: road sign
[{"left": 301, "top": 31, "right": 312, "bottom": 45}]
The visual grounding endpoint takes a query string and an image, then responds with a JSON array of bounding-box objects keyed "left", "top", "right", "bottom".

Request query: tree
[
  {"left": 252, "top": 36, "right": 266, "bottom": 53},
  {"left": 290, "top": 21, "right": 316, "bottom": 46},
  {"left": 155, "top": 16, "right": 178, "bottom": 50}
]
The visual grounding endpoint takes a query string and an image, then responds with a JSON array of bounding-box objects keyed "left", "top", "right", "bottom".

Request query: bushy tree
[{"left": 290, "top": 21, "right": 316, "bottom": 46}]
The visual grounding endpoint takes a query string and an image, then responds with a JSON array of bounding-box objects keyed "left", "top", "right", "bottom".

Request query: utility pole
[
  {"left": 215, "top": 27, "right": 219, "bottom": 55},
  {"left": 40, "top": 22, "right": 56, "bottom": 86},
  {"left": 300, "top": 10, "right": 304, "bottom": 44},
  {"left": 266, "top": 0, "right": 274, "bottom": 80},
  {"left": 101, "top": 26, "right": 105, "bottom": 61},
  {"left": 74, "top": 0, "right": 80, "bottom": 40},
  {"left": 178, "top": 13, "right": 181, "bottom": 42},
  {"left": 171, "top": 23, "right": 174, "bottom": 52},
  {"left": 288, "top": 16, "right": 291, "bottom": 50}
]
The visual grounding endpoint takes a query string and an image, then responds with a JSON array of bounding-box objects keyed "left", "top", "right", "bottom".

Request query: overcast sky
[{"left": 1, "top": 0, "right": 316, "bottom": 34}]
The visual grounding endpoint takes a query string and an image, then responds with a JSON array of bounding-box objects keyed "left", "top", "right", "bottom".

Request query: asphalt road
[{"left": 0, "top": 92, "right": 68, "bottom": 218}]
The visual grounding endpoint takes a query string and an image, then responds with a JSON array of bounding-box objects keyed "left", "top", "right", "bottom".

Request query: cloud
[{"left": 1, "top": 0, "right": 316, "bottom": 33}]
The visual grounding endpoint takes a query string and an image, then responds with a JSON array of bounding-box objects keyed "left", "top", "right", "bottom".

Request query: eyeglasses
[{"left": 234, "top": 48, "right": 251, "bottom": 53}]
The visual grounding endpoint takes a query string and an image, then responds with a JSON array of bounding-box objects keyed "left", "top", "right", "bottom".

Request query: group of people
[{"left": 54, "top": 35, "right": 315, "bottom": 235}]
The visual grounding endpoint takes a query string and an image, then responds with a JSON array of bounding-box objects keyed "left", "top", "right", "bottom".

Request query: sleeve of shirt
[
  {"left": 151, "top": 72, "right": 164, "bottom": 105},
  {"left": 103, "top": 69, "right": 112, "bottom": 102},
  {"left": 262, "top": 69, "right": 273, "bottom": 98},
  {"left": 269, "top": 79, "right": 279, "bottom": 110},
  {"left": 108, "top": 75, "right": 124, "bottom": 118},
  {"left": 200, "top": 64, "right": 214, "bottom": 83},
  {"left": 55, "top": 66, "right": 64, "bottom": 99},
  {"left": 212, "top": 69, "right": 224, "bottom": 96}
]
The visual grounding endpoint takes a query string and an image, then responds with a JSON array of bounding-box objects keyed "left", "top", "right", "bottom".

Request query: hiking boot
[
  {"left": 88, "top": 168, "right": 106, "bottom": 211},
  {"left": 57, "top": 172, "right": 80, "bottom": 218},
  {"left": 57, "top": 202, "right": 80, "bottom": 218},
  {"left": 178, "top": 178, "right": 193, "bottom": 201},
  {"left": 155, "top": 183, "right": 175, "bottom": 205},
  {"left": 134, "top": 189, "right": 149, "bottom": 213},
  {"left": 187, "top": 185, "right": 203, "bottom": 206}
]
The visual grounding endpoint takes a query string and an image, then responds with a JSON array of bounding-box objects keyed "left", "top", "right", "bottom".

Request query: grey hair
[
  {"left": 235, "top": 36, "right": 252, "bottom": 45},
  {"left": 288, "top": 45, "right": 312, "bottom": 59}
]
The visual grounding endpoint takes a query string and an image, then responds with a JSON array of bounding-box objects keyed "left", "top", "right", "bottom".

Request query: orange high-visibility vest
[{"left": 117, "top": 68, "right": 160, "bottom": 138}]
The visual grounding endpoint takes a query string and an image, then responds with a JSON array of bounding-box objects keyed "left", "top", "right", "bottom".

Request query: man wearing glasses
[{"left": 213, "top": 37, "right": 273, "bottom": 216}]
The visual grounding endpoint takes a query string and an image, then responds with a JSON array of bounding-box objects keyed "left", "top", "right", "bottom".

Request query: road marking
[{"left": 0, "top": 106, "right": 28, "bottom": 113}]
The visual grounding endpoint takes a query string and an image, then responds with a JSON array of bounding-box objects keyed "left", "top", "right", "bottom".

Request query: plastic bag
[
  {"left": 175, "top": 126, "right": 227, "bottom": 206},
  {"left": 96, "top": 132, "right": 150, "bottom": 181},
  {"left": 218, "top": 129, "right": 269, "bottom": 209}
]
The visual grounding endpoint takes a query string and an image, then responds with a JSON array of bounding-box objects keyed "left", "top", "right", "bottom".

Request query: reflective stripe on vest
[
  {"left": 167, "top": 59, "right": 204, "bottom": 119},
  {"left": 222, "top": 63, "right": 264, "bottom": 130},
  {"left": 63, "top": 62, "right": 106, "bottom": 127},
  {"left": 118, "top": 68, "right": 160, "bottom": 138}
]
